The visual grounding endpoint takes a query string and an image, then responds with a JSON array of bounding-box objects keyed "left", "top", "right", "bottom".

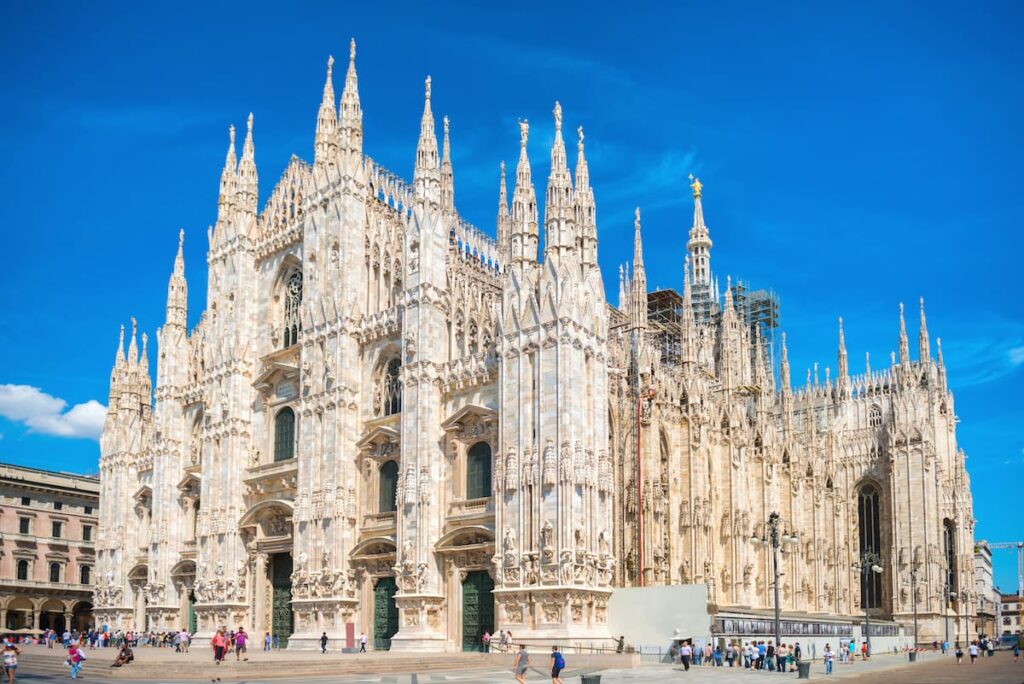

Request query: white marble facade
[{"left": 94, "top": 41, "right": 976, "bottom": 649}]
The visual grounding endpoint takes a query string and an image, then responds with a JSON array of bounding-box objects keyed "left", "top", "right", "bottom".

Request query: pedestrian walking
[
  {"left": 235, "top": 628, "right": 248, "bottom": 661},
  {"left": 483, "top": 631, "right": 491, "bottom": 652},
  {"left": 3, "top": 641, "right": 21, "bottom": 684},
  {"left": 1012, "top": 642, "right": 1019, "bottom": 662},
  {"left": 954, "top": 642, "right": 963, "bottom": 664},
  {"left": 679, "top": 641, "right": 692, "bottom": 671},
  {"left": 823, "top": 644, "right": 834, "bottom": 675},
  {"left": 66, "top": 643, "right": 86, "bottom": 680},
  {"left": 210, "top": 628, "right": 226, "bottom": 664},
  {"left": 320, "top": 632, "right": 329, "bottom": 654},
  {"left": 359, "top": 631, "right": 367, "bottom": 653},
  {"left": 513, "top": 644, "right": 529, "bottom": 684},
  {"left": 549, "top": 646, "right": 566, "bottom": 684},
  {"left": 848, "top": 640, "right": 857, "bottom": 664},
  {"left": 776, "top": 643, "right": 787, "bottom": 672},
  {"left": 968, "top": 641, "right": 978, "bottom": 664},
  {"left": 264, "top": 631, "right": 271, "bottom": 652}
]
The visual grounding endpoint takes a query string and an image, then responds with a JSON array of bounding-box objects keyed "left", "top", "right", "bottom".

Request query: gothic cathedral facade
[{"left": 94, "top": 42, "right": 976, "bottom": 649}]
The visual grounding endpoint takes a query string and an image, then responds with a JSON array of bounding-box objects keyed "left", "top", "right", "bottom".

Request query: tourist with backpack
[{"left": 550, "top": 646, "right": 565, "bottom": 684}]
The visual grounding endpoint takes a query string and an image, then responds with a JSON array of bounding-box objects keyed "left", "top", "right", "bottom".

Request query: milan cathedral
[{"left": 94, "top": 41, "right": 976, "bottom": 650}]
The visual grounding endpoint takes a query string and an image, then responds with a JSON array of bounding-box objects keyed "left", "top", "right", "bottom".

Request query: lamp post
[
  {"left": 852, "top": 550, "right": 884, "bottom": 656},
  {"left": 751, "top": 511, "right": 799, "bottom": 649},
  {"left": 908, "top": 564, "right": 920, "bottom": 651}
]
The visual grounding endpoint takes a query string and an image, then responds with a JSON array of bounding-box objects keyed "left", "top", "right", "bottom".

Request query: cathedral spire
[
  {"left": 918, "top": 297, "right": 930, "bottom": 361},
  {"left": 630, "top": 207, "right": 647, "bottom": 331},
  {"left": 687, "top": 174, "right": 713, "bottom": 286},
  {"left": 314, "top": 54, "right": 338, "bottom": 169},
  {"left": 780, "top": 332, "right": 791, "bottom": 393},
  {"left": 338, "top": 38, "right": 363, "bottom": 157},
  {"left": 218, "top": 124, "right": 238, "bottom": 218},
  {"left": 497, "top": 161, "right": 510, "bottom": 256},
  {"left": 574, "top": 125, "right": 597, "bottom": 269},
  {"left": 413, "top": 76, "right": 440, "bottom": 205},
  {"left": 936, "top": 337, "right": 947, "bottom": 389},
  {"left": 127, "top": 317, "right": 139, "bottom": 367},
  {"left": 898, "top": 302, "right": 911, "bottom": 366},
  {"left": 510, "top": 119, "right": 538, "bottom": 266},
  {"left": 139, "top": 332, "right": 149, "bottom": 373},
  {"left": 115, "top": 323, "right": 126, "bottom": 365},
  {"left": 837, "top": 316, "right": 850, "bottom": 396},
  {"left": 544, "top": 101, "right": 575, "bottom": 260},
  {"left": 865, "top": 351, "right": 871, "bottom": 376},
  {"left": 165, "top": 229, "right": 188, "bottom": 330},
  {"left": 440, "top": 115, "right": 455, "bottom": 214},
  {"left": 236, "top": 113, "right": 258, "bottom": 216}
]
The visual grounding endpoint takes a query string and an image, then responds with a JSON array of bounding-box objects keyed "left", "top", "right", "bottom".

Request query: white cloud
[{"left": 0, "top": 384, "right": 106, "bottom": 440}]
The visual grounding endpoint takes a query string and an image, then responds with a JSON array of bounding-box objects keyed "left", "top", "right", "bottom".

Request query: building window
[
  {"left": 273, "top": 407, "right": 296, "bottom": 462},
  {"left": 19, "top": 517, "right": 30, "bottom": 534},
  {"left": 21, "top": 496, "right": 30, "bottom": 506},
  {"left": 857, "top": 483, "right": 883, "bottom": 609},
  {"left": 283, "top": 270, "right": 303, "bottom": 347},
  {"left": 82, "top": 525, "right": 93, "bottom": 542},
  {"left": 375, "top": 356, "right": 402, "bottom": 417},
  {"left": 17, "top": 559, "right": 29, "bottom": 580},
  {"left": 53, "top": 501, "right": 63, "bottom": 511},
  {"left": 84, "top": 505, "right": 93, "bottom": 515},
  {"left": 379, "top": 460, "right": 399, "bottom": 513},
  {"left": 868, "top": 405, "right": 882, "bottom": 428},
  {"left": 80, "top": 565, "right": 91, "bottom": 584},
  {"left": 49, "top": 562, "right": 61, "bottom": 583},
  {"left": 52, "top": 521, "right": 63, "bottom": 538},
  {"left": 466, "top": 442, "right": 493, "bottom": 500},
  {"left": 944, "top": 519, "right": 957, "bottom": 595}
]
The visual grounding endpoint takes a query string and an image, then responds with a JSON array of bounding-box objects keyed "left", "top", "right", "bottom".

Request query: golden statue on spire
[{"left": 689, "top": 174, "right": 702, "bottom": 198}]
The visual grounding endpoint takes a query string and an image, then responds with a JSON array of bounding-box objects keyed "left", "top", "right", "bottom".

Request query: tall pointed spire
[
  {"left": 865, "top": 351, "right": 871, "bottom": 376},
  {"left": 687, "top": 174, "right": 713, "bottom": 286},
  {"left": 413, "top": 76, "right": 440, "bottom": 205},
  {"left": 780, "top": 332, "right": 791, "bottom": 393},
  {"left": 218, "top": 124, "right": 238, "bottom": 218},
  {"left": 574, "top": 125, "right": 597, "bottom": 270},
  {"left": 127, "top": 317, "right": 139, "bottom": 367},
  {"left": 918, "top": 297, "right": 930, "bottom": 361},
  {"left": 440, "top": 115, "right": 455, "bottom": 214},
  {"left": 139, "top": 333, "right": 149, "bottom": 372},
  {"left": 115, "top": 323, "right": 126, "bottom": 365},
  {"left": 166, "top": 229, "right": 188, "bottom": 330},
  {"left": 618, "top": 264, "right": 627, "bottom": 310},
  {"left": 936, "top": 337, "right": 947, "bottom": 389},
  {"left": 898, "top": 302, "right": 910, "bottom": 366},
  {"left": 630, "top": 208, "right": 647, "bottom": 331},
  {"left": 497, "top": 161, "right": 511, "bottom": 256},
  {"left": 237, "top": 113, "right": 258, "bottom": 216},
  {"left": 837, "top": 317, "right": 850, "bottom": 396},
  {"left": 544, "top": 101, "right": 575, "bottom": 260},
  {"left": 510, "top": 119, "right": 538, "bottom": 266},
  {"left": 314, "top": 55, "right": 339, "bottom": 169},
  {"left": 338, "top": 38, "right": 363, "bottom": 158}
]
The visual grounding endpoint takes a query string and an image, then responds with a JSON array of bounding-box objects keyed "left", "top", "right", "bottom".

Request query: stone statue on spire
[
  {"left": 519, "top": 119, "right": 529, "bottom": 147},
  {"left": 689, "top": 174, "right": 703, "bottom": 198},
  {"left": 553, "top": 101, "right": 562, "bottom": 131}
]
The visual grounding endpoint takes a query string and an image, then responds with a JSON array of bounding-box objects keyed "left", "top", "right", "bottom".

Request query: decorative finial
[
  {"left": 327, "top": 54, "right": 334, "bottom": 75},
  {"left": 443, "top": 115, "right": 449, "bottom": 135},
  {"left": 634, "top": 206, "right": 641, "bottom": 227},
  {"left": 349, "top": 38, "right": 356, "bottom": 62},
  {"left": 247, "top": 112, "right": 253, "bottom": 130},
  {"left": 178, "top": 228, "right": 185, "bottom": 248},
  {"left": 577, "top": 125, "right": 584, "bottom": 146},
  {"left": 130, "top": 316, "right": 137, "bottom": 336},
  {"left": 425, "top": 76, "right": 431, "bottom": 101},
  {"left": 553, "top": 101, "right": 562, "bottom": 131},
  {"left": 229, "top": 124, "right": 236, "bottom": 145},
  {"left": 500, "top": 160, "right": 506, "bottom": 175},
  {"left": 689, "top": 173, "right": 703, "bottom": 198},
  {"left": 518, "top": 119, "right": 529, "bottom": 148}
]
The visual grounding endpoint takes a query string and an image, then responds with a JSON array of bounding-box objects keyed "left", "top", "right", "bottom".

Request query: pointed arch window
[
  {"left": 376, "top": 356, "right": 402, "bottom": 417},
  {"left": 868, "top": 404, "right": 882, "bottom": 428},
  {"left": 283, "top": 270, "right": 303, "bottom": 348},
  {"left": 274, "top": 407, "right": 296, "bottom": 462},
  {"left": 858, "top": 483, "right": 883, "bottom": 609},
  {"left": 466, "top": 442, "right": 492, "bottom": 500},
  {"left": 379, "top": 460, "right": 399, "bottom": 513}
]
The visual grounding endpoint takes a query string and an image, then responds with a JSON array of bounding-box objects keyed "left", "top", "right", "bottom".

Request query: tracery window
[
  {"left": 274, "top": 407, "right": 296, "bottom": 462},
  {"left": 379, "top": 460, "right": 399, "bottom": 513},
  {"left": 944, "top": 518, "right": 957, "bottom": 595},
  {"left": 857, "top": 483, "right": 883, "bottom": 609},
  {"left": 466, "top": 442, "right": 492, "bottom": 500},
  {"left": 376, "top": 357, "right": 402, "bottom": 417},
  {"left": 283, "top": 270, "right": 303, "bottom": 348},
  {"left": 868, "top": 404, "right": 882, "bottom": 428}
]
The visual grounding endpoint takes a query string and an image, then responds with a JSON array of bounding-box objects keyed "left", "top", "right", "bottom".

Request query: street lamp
[
  {"left": 906, "top": 563, "right": 921, "bottom": 658},
  {"left": 751, "top": 511, "right": 799, "bottom": 649},
  {"left": 852, "top": 550, "right": 884, "bottom": 656}
]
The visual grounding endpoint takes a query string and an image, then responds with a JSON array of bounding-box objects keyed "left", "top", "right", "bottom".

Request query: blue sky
[{"left": 0, "top": 2, "right": 1021, "bottom": 588}]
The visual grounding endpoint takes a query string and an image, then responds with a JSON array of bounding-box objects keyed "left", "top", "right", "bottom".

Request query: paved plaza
[{"left": 13, "top": 645, "right": 1024, "bottom": 683}]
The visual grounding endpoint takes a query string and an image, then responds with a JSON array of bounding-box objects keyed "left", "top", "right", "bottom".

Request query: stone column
[
  {"left": 64, "top": 612, "right": 73, "bottom": 632},
  {"left": 32, "top": 610, "right": 41, "bottom": 630},
  {"left": 0, "top": 609, "right": 7, "bottom": 631},
  {"left": 254, "top": 553, "right": 268, "bottom": 633}
]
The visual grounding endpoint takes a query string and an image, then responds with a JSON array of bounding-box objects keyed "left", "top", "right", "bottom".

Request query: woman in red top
[{"left": 210, "top": 629, "right": 226, "bottom": 664}]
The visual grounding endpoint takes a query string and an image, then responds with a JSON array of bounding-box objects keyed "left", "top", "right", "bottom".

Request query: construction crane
[{"left": 988, "top": 541, "right": 1024, "bottom": 600}]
